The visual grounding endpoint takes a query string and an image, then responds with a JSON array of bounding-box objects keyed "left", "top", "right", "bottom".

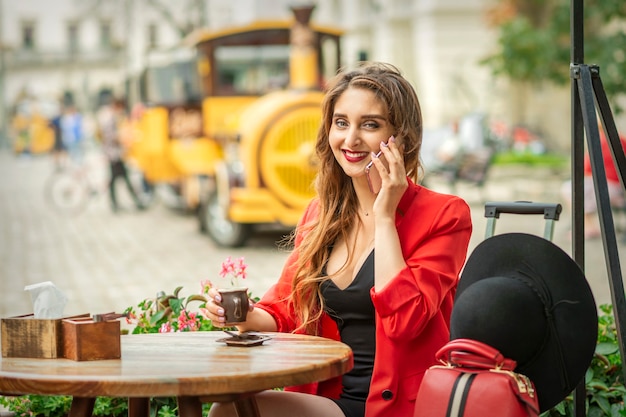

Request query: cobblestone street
[{"left": 0, "top": 150, "right": 291, "bottom": 320}]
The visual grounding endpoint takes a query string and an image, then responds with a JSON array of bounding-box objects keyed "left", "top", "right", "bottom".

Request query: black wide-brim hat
[{"left": 450, "top": 233, "right": 597, "bottom": 412}]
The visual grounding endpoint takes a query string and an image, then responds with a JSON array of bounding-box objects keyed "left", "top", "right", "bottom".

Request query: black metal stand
[{"left": 570, "top": 1, "right": 626, "bottom": 416}]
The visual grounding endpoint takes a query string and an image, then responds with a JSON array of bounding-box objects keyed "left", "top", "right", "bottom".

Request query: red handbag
[{"left": 413, "top": 338, "right": 540, "bottom": 417}]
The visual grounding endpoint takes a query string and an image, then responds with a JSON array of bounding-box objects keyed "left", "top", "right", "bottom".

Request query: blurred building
[
  {"left": 317, "top": 0, "right": 502, "bottom": 128},
  {"left": 1, "top": 0, "right": 200, "bottom": 114},
  {"left": 0, "top": 0, "right": 580, "bottom": 149}
]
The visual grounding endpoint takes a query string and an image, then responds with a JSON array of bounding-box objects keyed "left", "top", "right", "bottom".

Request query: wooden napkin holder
[
  {"left": 62, "top": 317, "right": 121, "bottom": 361},
  {"left": 1, "top": 313, "right": 90, "bottom": 359}
]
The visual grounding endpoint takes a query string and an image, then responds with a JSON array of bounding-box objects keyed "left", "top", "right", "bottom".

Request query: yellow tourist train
[{"left": 128, "top": 6, "right": 343, "bottom": 246}]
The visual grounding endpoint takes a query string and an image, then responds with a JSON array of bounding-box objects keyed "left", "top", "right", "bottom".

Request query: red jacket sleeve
[{"left": 371, "top": 191, "right": 472, "bottom": 342}]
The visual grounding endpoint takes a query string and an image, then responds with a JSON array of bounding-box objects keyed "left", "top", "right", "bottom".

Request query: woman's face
[{"left": 328, "top": 87, "right": 395, "bottom": 182}]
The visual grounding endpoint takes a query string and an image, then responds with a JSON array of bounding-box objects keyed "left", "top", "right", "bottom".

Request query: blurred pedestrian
[
  {"left": 561, "top": 124, "right": 626, "bottom": 238},
  {"left": 49, "top": 106, "right": 65, "bottom": 170},
  {"left": 97, "top": 97, "right": 145, "bottom": 213},
  {"left": 60, "top": 103, "right": 84, "bottom": 165}
]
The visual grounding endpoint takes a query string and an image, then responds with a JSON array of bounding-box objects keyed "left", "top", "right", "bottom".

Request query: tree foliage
[
  {"left": 482, "top": 0, "right": 626, "bottom": 113},
  {"left": 81, "top": 0, "right": 207, "bottom": 38},
  {"left": 144, "top": 0, "right": 207, "bottom": 37}
]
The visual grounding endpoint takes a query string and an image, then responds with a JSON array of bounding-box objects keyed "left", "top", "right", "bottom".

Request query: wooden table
[{"left": 0, "top": 332, "right": 353, "bottom": 417}]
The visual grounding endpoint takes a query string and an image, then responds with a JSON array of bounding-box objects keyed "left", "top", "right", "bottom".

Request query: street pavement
[
  {"left": 0, "top": 148, "right": 624, "bottom": 325},
  {"left": 0, "top": 149, "right": 294, "bottom": 321}
]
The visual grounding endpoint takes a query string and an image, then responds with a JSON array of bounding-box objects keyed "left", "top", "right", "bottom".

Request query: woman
[{"left": 205, "top": 62, "right": 472, "bottom": 417}]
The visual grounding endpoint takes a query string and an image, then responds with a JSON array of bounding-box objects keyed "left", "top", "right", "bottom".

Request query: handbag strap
[{"left": 436, "top": 338, "right": 517, "bottom": 371}]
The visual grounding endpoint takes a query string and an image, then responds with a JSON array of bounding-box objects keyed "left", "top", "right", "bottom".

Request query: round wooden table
[{"left": 0, "top": 332, "right": 353, "bottom": 417}]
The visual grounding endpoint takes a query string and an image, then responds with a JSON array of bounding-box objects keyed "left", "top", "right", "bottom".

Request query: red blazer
[{"left": 255, "top": 180, "right": 473, "bottom": 417}]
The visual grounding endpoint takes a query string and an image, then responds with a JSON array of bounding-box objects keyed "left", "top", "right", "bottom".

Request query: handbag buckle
[{"left": 490, "top": 369, "right": 536, "bottom": 398}]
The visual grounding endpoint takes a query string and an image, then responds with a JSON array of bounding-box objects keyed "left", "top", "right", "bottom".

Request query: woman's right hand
[
  {"left": 204, "top": 287, "right": 256, "bottom": 328},
  {"left": 204, "top": 287, "right": 227, "bottom": 327}
]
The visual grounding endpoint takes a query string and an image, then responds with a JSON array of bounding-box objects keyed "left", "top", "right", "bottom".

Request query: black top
[{"left": 320, "top": 250, "right": 376, "bottom": 402}]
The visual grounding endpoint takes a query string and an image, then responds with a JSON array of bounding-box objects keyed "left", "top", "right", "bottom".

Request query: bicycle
[{"left": 44, "top": 151, "right": 154, "bottom": 216}]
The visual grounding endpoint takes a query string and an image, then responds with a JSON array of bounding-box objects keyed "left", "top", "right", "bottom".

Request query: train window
[
  {"left": 143, "top": 56, "right": 202, "bottom": 104},
  {"left": 214, "top": 45, "right": 290, "bottom": 95},
  {"left": 320, "top": 36, "right": 339, "bottom": 86}
]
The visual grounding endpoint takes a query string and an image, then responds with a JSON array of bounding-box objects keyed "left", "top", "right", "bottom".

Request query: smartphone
[{"left": 365, "top": 150, "right": 389, "bottom": 194}]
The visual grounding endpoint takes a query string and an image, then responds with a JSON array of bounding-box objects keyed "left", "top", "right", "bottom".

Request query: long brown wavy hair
[{"left": 288, "top": 62, "right": 423, "bottom": 333}]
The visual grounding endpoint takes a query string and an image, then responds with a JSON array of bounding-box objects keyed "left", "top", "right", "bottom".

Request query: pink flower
[
  {"left": 220, "top": 256, "right": 248, "bottom": 287},
  {"left": 159, "top": 322, "right": 173, "bottom": 333},
  {"left": 200, "top": 279, "right": 213, "bottom": 294},
  {"left": 125, "top": 311, "right": 137, "bottom": 324},
  {"left": 177, "top": 310, "right": 199, "bottom": 332}
]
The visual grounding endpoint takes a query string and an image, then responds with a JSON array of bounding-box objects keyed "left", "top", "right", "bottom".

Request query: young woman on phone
[{"left": 205, "top": 62, "right": 473, "bottom": 417}]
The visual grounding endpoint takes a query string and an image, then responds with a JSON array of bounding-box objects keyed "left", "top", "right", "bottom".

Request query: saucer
[{"left": 216, "top": 333, "right": 271, "bottom": 347}]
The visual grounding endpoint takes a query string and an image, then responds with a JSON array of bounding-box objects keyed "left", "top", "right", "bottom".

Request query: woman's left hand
[{"left": 371, "top": 135, "right": 408, "bottom": 218}]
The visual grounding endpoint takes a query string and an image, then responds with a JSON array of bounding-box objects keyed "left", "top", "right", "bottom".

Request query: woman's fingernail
[
  {"left": 381, "top": 141, "right": 388, "bottom": 147},
  {"left": 215, "top": 295, "right": 222, "bottom": 302},
  {"left": 371, "top": 151, "right": 379, "bottom": 158},
  {"left": 390, "top": 135, "right": 396, "bottom": 143},
  {"left": 217, "top": 308, "right": 224, "bottom": 315}
]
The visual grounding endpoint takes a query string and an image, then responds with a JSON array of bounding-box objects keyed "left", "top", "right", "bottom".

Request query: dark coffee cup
[{"left": 218, "top": 288, "right": 249, "bottom": 324}]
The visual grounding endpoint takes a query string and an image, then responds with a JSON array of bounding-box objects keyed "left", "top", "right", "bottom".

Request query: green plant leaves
[
  {"left": 597, "top": 342, "right": 620, "bottom": 356},
  {"left": 483, "top": 0, "right": 626, "bottom": 114},
  {"left": 185, "top": 294, "right": 208, "bottom": 306}
]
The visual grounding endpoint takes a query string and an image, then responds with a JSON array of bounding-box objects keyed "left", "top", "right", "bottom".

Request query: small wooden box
[
  {"left": 1, "top": 313, "right": 90, "bottom": 359},
  {"left": 62, "top": 317, "right": 121, "bottom": 361}
]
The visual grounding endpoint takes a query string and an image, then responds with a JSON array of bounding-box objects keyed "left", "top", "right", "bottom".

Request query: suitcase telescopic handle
[{"left": 484, "top": 201, "right": 562, "bottom": 241}]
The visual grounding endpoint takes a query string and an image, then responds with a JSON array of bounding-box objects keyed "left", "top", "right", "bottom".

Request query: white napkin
[{"left": 24, "top": 281, "right": 68, "bottom": 319}]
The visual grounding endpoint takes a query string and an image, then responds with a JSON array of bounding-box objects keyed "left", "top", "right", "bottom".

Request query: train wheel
[{"left": 201, "top": 189, "right": 252, "bottom": 247}]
